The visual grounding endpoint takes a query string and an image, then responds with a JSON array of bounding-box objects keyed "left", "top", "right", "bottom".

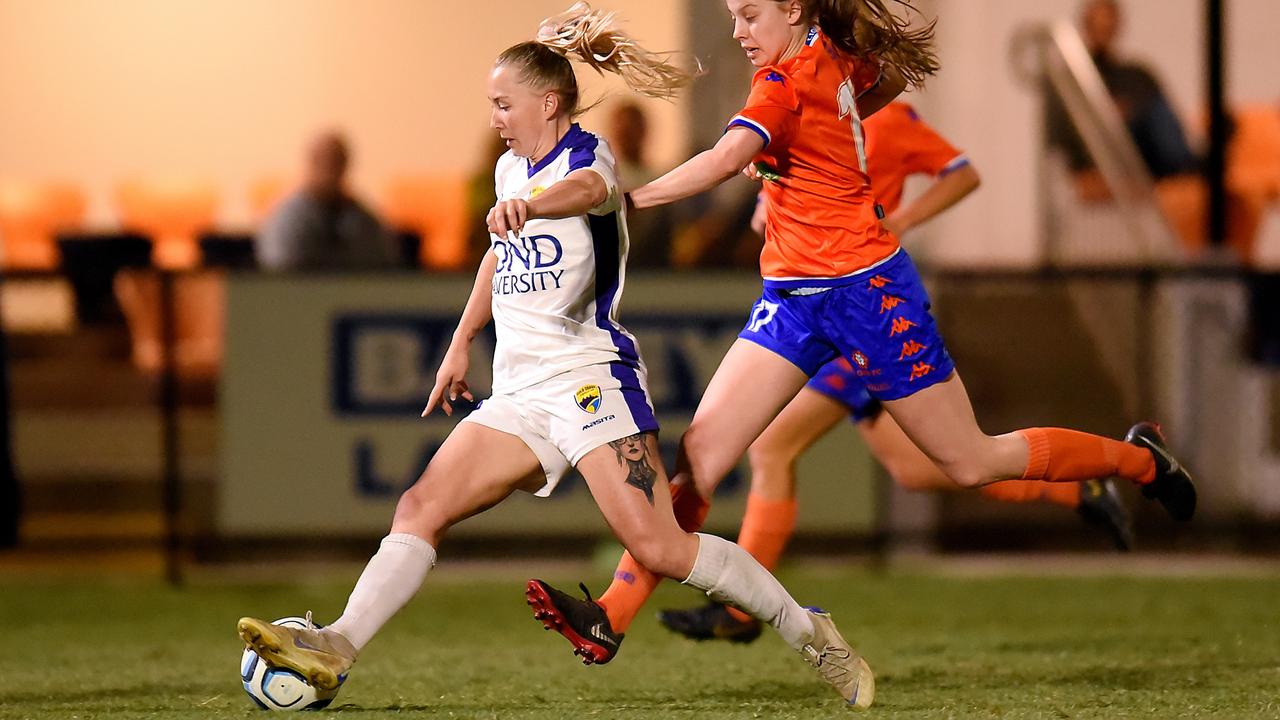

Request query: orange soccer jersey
[
  {"left": 729, "top": 27, "right": 893, "bottom": 282},
  {"left": 863, "top": 101, "right": 969, "bottom": 216}
]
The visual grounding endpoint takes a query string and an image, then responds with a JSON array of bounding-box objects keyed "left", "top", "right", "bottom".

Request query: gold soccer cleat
[
  {"left": 798, "top": 609, "right": 875, "bottom": 709},
  {"left": 237, "top": 613, "right": 356, "bottom": 692}
]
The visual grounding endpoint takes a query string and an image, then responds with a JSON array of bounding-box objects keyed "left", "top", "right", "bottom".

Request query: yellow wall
[{"left": 0, "top": 0, "right": 690, "bottom": 229}]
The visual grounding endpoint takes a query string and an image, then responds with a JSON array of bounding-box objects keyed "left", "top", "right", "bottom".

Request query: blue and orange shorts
[
  {"left": 739, "top": 249, "right": 954, "bottom": 402},
  {"left": 806, "top": 357, "right": 882, "bottom": 422}
]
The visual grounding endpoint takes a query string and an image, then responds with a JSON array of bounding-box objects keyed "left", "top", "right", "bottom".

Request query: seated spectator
[
  {"left": 607, "top": 102, "right": 673, "bottom": 268},
  {"left": 1047, "top": 0, "right": 1198, "bottom": 183},
  {"left": 256, "top": 131, "right": 399, "bottom": 271}
]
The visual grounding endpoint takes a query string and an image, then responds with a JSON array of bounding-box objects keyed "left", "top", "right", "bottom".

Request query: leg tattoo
[{"left": 610, "top": 433, "right": 657, "bottom": 505}]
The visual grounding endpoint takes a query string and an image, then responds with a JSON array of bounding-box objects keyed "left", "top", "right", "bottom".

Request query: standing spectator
[{"left": 256, "top": 131, "right": 400, "bottom": 271}]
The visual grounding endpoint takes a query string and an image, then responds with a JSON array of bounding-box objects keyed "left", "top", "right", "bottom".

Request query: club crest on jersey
[
  {"left": 852, "top": 351, "right": 869, "bottom": 370},
  {"left": 575, "top": 384, "right": 603, "bottom": 414},
  {"left": 530, "top": 186, "right": 546, "bottom": 198}
]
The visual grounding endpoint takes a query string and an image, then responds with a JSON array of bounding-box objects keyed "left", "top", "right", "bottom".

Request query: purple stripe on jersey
[
  {"left": 527, "top": 123, "right": 595, "bottom": 178},
  {"left": 567, "top": 131, "right": 599, "bottom": 172},
  {"left": 589, "top": 212, "right": 658, "bottom": 432}
]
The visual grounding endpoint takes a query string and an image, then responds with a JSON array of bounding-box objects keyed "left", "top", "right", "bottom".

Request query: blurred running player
[
  {"left": 659, "top": 101, "right": 1133, "bottom": 642},
  {"left": 533, "top": 0, "right": 1195, "bottom": 671},
  {"left": 236, "top": 2, "right": 872, "bottom": 707}
]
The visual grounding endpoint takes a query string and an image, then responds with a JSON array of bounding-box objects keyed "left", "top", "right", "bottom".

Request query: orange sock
[
  {"left": 1017, "top": 428, "right": 1156, "bottom": 485},
  {"left": 725, "top": 493, "right": 798, "bottom": 623},
  {"left": 980, "top": 479, "right": 1080, "bottom": 508},
  {"left": 597, "top": 482, "right": 710, "bottom": 632}
]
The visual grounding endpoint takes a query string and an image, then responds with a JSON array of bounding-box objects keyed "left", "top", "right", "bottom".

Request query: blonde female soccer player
[
  {"left": 237, "top": 2, "right": 874, "bottom": 708},
  {"left": 532, "top": 0, "right": 1195, "bottom": 668}
]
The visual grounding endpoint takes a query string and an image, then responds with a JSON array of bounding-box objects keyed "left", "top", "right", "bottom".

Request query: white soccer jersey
[{"left": 487, "top": 124, "right": 646, "bottom": 398}]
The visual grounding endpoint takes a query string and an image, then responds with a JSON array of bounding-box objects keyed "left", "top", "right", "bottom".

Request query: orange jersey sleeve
[
  {"left": 729, "top": 68, "right": 801, "bottom": 151},
  {"left": 864, "top": 102, "right": 968, "bottom": 215}
]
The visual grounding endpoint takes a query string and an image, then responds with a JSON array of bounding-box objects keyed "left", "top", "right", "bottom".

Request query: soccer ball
[{"left": 240, "top": 616, "right": 344, "bottom": 711}]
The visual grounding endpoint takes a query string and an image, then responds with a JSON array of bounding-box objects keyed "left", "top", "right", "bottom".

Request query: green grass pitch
[{"left": 2, "top": 567, "right": 1278, "bottom": 719}]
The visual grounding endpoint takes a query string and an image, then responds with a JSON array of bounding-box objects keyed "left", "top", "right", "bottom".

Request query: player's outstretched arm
[
  {"left": 422, "top": 250, "right": 497, "bottom": 418},
  {"left": 487, "top": 170, "right": 610, "bottom": 239},
  {"left": 884, "top": 162, "right": 980, "bottom": 236},
  {"left": 628, "top": 127, "right": 764, "bottom": 211},
  {"left": 527, "top": 170, "right": 609, "bottom": 220}
]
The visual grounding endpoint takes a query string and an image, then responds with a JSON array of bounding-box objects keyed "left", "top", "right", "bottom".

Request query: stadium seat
[
  {"left": 113, "top": 268, "right": 225, "bottom": 381},
  {"left": 116, "top": 180, "right": 219, "bottom": 269},
  {"left": 0, "top": 181, "right": 85, "bottom": 270},
  {"left": 383, "top": 176, "right": 468, "bottom": 270}
]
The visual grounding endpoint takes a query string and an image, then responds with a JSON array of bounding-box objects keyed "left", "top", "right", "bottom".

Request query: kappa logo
[
  {"left": 867, "top": 275, "right": 891, "bottom": 290},
  {"left": 879, "top": 295, "right": 904, "bottom": 314},
  {"left": 890, "top": 316, "right": 918, "bottom": 336},
  {"left": 764, "top": 71, "right": 786, "bottom": 85},
  {"left": 908, "top": 362, "right": 934, "bottom": 382},
  {"left": 575, "top": 384, "right": 603, "bottom": 414},
  {"left": 747, "top": 299, "right": 779, "bottom": 333},
  {"left": 899, "top": 340, "right": 927, "bottom": 360}
]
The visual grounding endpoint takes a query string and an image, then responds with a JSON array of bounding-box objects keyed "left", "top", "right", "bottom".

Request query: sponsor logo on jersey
[
  {"left": 529, "top": 186, "right": 546, "bottom": 198},
  {"left": 575, "top": 384, "right": 603, "bottom": 414},
  {"left": 492, "top": 233, "right": 566, "bottom": 296}
]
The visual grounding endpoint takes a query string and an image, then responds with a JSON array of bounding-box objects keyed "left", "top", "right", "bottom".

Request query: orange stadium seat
[
  {"left": 0, "top": 181, "right": 85, "bottom": 270},
  {"left": 116, "top": 180, "right": 219, "bottom": 269},
  {"left": 113, "top": 268, "right": 225, "bottom": 381},
  {"left": 383, "top": 176, "right": 468, "bottom": 270}
]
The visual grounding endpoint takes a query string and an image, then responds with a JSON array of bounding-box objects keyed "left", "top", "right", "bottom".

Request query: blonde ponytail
[
  {"left": 534, "top": 1, "right": 694, "bottom": 101},
  {"left": 496, "top": 2, "right": 692, "bottom": 119}
]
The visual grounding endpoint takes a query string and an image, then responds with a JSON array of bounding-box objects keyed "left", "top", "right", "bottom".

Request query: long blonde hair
[
  {"left": 497, "top": 2, "right": 693, "bottom": 117},
  {"left": 802, "top": 0, "right": 939, "bottom": 88}
]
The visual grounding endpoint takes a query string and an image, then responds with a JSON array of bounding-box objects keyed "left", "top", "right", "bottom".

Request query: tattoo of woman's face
[{"left": 609, "top": 433, "right": 657, "bottom": 505}]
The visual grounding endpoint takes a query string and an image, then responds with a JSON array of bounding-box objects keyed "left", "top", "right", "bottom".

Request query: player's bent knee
[
  {"left": 679, "top": 429, "right": 734, "bottom": 498},
  {"left": 941, "top": 464, "right": 992, "bottom": 490},
  {"left": 391, "top": 485, "right": 448, "bottom": 540},
  {"left": 747, "top": 441, "right": 798, "bottom": 476},
  {"left": 623, "top": 533, "right": 690, "bottom": 580}
]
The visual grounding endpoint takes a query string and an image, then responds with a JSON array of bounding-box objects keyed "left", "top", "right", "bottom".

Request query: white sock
[
  {"left": 682, "top": 532, "right": 815, "bottom": 649},
  {"left": 325, "top": 533, "right": 437, "bottom": 652}
]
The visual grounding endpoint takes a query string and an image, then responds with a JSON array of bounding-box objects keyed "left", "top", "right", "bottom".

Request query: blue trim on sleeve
[
  {"left": 937, "top": 156, "right": 970, "bottom": 177},
  {"left": 726, "top": 117, "right": 770, "bottom": 148}
]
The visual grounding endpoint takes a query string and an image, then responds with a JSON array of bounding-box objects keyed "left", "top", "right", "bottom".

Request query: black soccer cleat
[
  {"left": 525, "top": 579, "right": 623, "bottom": 665},
  {"left": 1125, "top": 421, "right": 1197, "bottom": 522},
  {"left": 657, "top": 602, "right": 764, "bottom": 644},
  {"left": 1076, "top": 478, "right": 1134, "bottom": 551}
]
